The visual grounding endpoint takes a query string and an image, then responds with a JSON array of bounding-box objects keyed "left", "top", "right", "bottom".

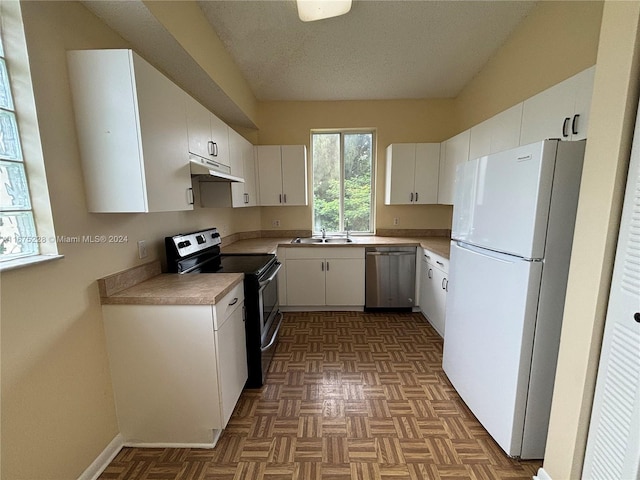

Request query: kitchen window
[
  {"left": 311, "top": 130, "right": 374, "bottom": 234},
  {"left": 0, "top": 0, "right": 59, "bottom": 270}
]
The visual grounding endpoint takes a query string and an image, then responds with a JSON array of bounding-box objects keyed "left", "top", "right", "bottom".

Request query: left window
[{"left": 0, "top": 0, "right": 59, "bottom": 269}]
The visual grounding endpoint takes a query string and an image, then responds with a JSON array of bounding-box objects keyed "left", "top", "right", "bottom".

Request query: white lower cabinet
[
  {"left": 102, "top": 284, "right": 246, "bottom": 447},
  {"left": 419, "top": 249, "right": 449, "bottom": 337},
  {"left": 284, "top": 247, "right": 365, "bottom": 307}
]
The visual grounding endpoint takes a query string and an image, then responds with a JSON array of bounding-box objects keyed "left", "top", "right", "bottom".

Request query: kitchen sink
[
  {"left": 323, "top": 238, "right": 354, "bottom": 244},
  {"left": 291, "top": 237, "right": 354, "bottom": 244}
]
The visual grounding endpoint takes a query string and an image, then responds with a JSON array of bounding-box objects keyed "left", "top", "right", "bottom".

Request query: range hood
[{"left": 189, "top": 155, "right": 244, "bottom": 183}]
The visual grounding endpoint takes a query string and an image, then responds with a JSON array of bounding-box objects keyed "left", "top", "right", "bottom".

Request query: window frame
[
  {"left": 310, "top": 128, "right": 376, "bottom": 235},
  {"left": 0, "top": 0, "right": 61, "bottom": 271}
]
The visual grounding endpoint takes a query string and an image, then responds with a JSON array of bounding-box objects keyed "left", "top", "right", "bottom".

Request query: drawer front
[
  {"left": 422, "top": 249, "right": 449, "bottom": 273},
  {"left": 213, "top": 282, "right": 245, "bottom": 330}
]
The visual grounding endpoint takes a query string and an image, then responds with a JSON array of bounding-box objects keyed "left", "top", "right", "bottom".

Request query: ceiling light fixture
[{"left": 296, "top": 0, "right": 352, "bottom": 22}]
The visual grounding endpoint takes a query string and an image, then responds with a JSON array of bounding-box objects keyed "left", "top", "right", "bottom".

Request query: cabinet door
[
  {"left": 185, "top": 95, "right": 213, "bottom": 159},
  {"left": 438, "top": 130, "right": 470, "bottom": 205},
  {"left": 209, "top": 112, "right": 230, "bottom": 167},
  {"left": 135, "top": 55, "right": 192, "bottom": 212},
  {"left": 216, "top": 304, "right": 248, "bottom": 428},
  {"left": 257, "top": 145, "right": 284, "bottom": 206},
  {"left": 286, "top": 258, "right": 325, "bottom": 306},
  {"left": 429, "top": 266, "right": 447, "bottom": 337},
  {"left": 242, "top": 141, "right": 258, "bottom": 207},
  {"left": 490, "top": 103, "right": 523, "bottom": 154},
  {"left": 571, "top": 66, "right": 595, "bottom": 141},
  {"left": 385, "top": 143, "right": 416, "bottom": 205},
  {"left": 325, "top": 258, "right": 365, "bottom": 306},
  {"left": 281, "top": 145, "right": 308, "bottom": 205},
  {"left": 469, "top": 119, "right": 492, "bottom": 161},
  {"left": 520, "top": 76, "right": 577, "bottom": 145},
  {"left": 229, "top": 129, "right": 247, "bottom": 207},
  {"left": 414, "top": 143, "right": 440, "bottom": 204}
]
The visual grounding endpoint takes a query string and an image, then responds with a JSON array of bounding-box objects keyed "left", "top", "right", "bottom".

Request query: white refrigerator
[{"left": 442, "top": 139, "right": 586, "bottom": 459}]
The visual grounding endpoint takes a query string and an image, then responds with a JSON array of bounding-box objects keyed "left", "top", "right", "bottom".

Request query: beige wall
[
  {"left": 543, "top": 2, "right": 640, "bottom": 478},
  {"left": 455, "top": 1, "right": 603, "bottom": 131},
  {"left": 257, "top": 99, "right": 457, "bottom": 232},
  {"left": 0, "top": 0, "right": 620, "bottom": 477},
  {"left": 0, "top": 2, "right": 260, "bottom": 478}
]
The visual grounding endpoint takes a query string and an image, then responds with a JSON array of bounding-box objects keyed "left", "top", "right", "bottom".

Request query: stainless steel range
[{"left": 165, "top": 228, "right": 282, "bottom": 388}]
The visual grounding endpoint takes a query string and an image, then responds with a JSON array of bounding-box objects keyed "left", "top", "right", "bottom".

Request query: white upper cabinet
[
  {"left": 470, "top": 103, "right": 524, "bottom": 160},
  {"left": 385, "top": 143, "right": 440, "bottom": 205},
  {"left": 520, "top": 66, "right": 595, "bottom": 145},
  {"left": 257, "top": 145, "right": 308, "bottom": 206},
  {"left": 185, "top": 94, "right": 230, "bottom": 167},
  {"left": 439, "top": 130, "right": 470, "bottom": 205},
  {"left": 67, "top": 49, "right": 193, "bottom": 213},
  {"left": 229, "top": 129, "right": 257, "bottom": 207}
]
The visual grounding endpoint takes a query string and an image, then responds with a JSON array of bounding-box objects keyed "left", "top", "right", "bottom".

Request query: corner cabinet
[
  {"left": 282, "top": 247, "right": 365, "bottom": 307},
  {"left": 385, "top": 143, "right": 440, "bottom": 205},
  {"left": 419, "top": 249, "right": 448, "bottom": 337},
  {"left": 257, "top": 145, "right": 308, "bottom": 206},
  {"left": 102, "top": 283, "right": 247, "bottom": 447},
  {"left": 67, "top": 49, "right": 194, "bottom": 213}
]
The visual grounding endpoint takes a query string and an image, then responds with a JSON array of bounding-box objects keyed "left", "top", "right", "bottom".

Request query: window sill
[{"left": 0, "top": 254, "right": 64, "bottom": 272}]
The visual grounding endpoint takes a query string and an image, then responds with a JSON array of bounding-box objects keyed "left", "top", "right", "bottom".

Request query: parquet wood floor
[{"left": 99, "top": 311, "right": 542, "bottom": 480}]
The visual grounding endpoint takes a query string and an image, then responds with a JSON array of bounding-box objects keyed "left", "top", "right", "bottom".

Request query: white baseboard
[
  {"left": 78, "top": 434, "right": 124, "bottom": 480},
  {"left": 124, "top": 429, "right": 222, "bottom": 450},
  {"left": 533, "top": 467, "right": 552, "bottom": 480}
]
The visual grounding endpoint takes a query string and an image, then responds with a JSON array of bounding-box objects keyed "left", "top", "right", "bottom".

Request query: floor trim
[
  {"left": 78, "top": 434, "right": 124, "bottom": 480},
  {"left": 533, "top": 467, "right": 552, "bottom": 480}
]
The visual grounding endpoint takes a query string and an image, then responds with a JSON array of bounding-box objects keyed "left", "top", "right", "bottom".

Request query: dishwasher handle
[{"left": 366, "top": 251, "right": 416, "bottom": 256}]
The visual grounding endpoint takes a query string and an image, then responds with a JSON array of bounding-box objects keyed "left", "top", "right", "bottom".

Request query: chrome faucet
[{"left": 321, "top": 228, "right": 326, "bottom": 239}]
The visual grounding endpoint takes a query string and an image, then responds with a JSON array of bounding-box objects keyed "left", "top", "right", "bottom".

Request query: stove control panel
[{"left": 167, "top": 228, "right": 221, "bottom": 258}]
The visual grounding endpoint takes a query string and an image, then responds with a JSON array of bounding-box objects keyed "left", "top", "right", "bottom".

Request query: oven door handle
[
  {"left": 258, "top": 261, "right": 282, "bottom": 289},
  {"left": 261, "top": 311, "right": 284, "bottom": 353}
]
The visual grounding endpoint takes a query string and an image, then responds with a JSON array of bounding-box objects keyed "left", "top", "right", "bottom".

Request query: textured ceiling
[
  {"left": 197, "top": 0, "right": 537, "bottom": 101},
  {"left": 82, "top": 0, "right": 537, "bottom": 126}
]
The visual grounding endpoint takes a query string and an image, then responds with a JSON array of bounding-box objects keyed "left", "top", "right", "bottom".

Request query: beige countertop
[
  {"left": 100, "top": 270, "right": 244, "bottom": 306},
  {"left": 222, "top": 236, "right": 451, "bottom": 259},
  {"left": 100, "top": 234, "right": 450, "bottom": 307}
]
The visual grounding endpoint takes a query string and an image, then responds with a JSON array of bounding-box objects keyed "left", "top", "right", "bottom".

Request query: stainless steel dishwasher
[{"left": 365, "top": 246, "right": 416, "bottom": 310}]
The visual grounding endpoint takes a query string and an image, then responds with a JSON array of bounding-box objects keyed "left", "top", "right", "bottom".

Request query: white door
[
  {"left": 281, "top": 145, "right": 308, "bottom": 205},
  {"left": 443, "top": 242, "right": 543, "bottom": 457},
  {"left": 325, "top": 258, "right": 365, "bottom": 306},
  {"left": 468, "top": 141, "right": 556, "bottom": 259},
  {"left": 582, "top": 97, "right": 640, "bottom": 480},
  {"left": 386, "top": 143, "right": 416, "bottom": 204},
  {"left": 257, "top": 145, "right": 284, "bottom": 206},
  {"left": 414, "top": 143, "right": 440, "bottom": 204},
  {"left": 185, "top": 95, "right": 212, "bottom": 159},
  {"left": 286, "top": 258, "right": 325, "bottom": 306}
]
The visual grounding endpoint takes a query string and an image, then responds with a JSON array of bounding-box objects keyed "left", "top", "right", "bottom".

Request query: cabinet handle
[
  {"left": 244, "top": 193, "right": 249, "bottom": 204},
  {"left": 283, "top": 194, "right": 287, "bottom": 203},
  {"left": 321, "top": 261, "right": 324, "bottom": 272},
  {"left": 187, "top": 187, "right": 194, "bottom": 205},
  {"left": 428, "top": 268, "right": 433, "bottom": 279},
  {"left": 228, "top": 297, "right": 239, "bottom": 307},
  {"left": 562, "top": 117, "right": 571, "bottom": 138},
  {"left": 436, "top": 260, "right": 444, "bottom": 267},
  {"left": 208, "top": 141, "right": 218, "bottom": 157},
  {"left": 410, "top": 192, "right": 414, "bottom": 202},
  {"left": 415, "top": 192, "right": 419, "bottom": 202},
  {"left": 326, "top": 261, "right": 329, "bottom": 271},
  {"left": 442, "top": 278, "right": 448, "bottom": 291},
  {"left": 279, "top": 194, "right": 282, "bottom": 204},
  {"left": 572, "top": 114, "right": 580, "bottom": 135}
]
